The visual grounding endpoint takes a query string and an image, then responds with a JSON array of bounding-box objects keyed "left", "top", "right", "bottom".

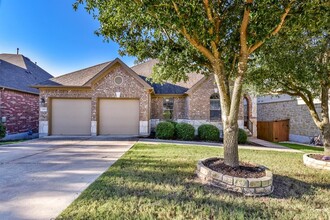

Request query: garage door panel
[
  {"left": 52, "top": 99, "right": 91, "bottom": 135},
  {"left": 99, "top": 99, "right": 139, "bottom": 135}
]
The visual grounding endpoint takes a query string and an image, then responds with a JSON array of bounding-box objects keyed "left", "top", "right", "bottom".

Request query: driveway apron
[{"left": 0, "top": 137, "right": 135, "bottom": 220}]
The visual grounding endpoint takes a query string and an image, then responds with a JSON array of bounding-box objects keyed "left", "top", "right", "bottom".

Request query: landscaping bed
[
  {"left": 303, "top": 153, "right": 330, "bottom": 171},
  {"left": 204, "top": 158, "right": 266, "bottom": 178}
]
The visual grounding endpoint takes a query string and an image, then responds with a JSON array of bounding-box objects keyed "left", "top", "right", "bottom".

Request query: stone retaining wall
[
  {"left": 196, "top": 157, "right": 273, "bottom": 196},
  {"left": 303, "top": 154, "right": 330, "bottom": 171}
]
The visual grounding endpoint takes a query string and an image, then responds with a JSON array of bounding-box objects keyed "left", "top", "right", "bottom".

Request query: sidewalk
[
  {"left": 247, "top": 137, "right": 302, "bottom": 153},
  {"left": 138, "top": 138, "right": 302, "bottom": 153}
]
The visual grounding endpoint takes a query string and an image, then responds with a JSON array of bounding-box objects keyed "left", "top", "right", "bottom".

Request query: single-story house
[
  {"left": 34, "top": 58, "right": 257, "bottom": 137},
  {"left": 258, "top": 94, "right": 330, "bottom": 143},
  {"left": 0, "top": 53, "right": 53, "bottom": 140}
]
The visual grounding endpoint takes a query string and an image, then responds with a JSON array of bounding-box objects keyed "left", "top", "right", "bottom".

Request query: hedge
[
  {"left": 156, "top": 122, "right": 175, "bottom": 139},
  {"left": 198, "top": 124, "right": 220, "bottom": 142},
  {"left": 176, "top": 123, "right": 195, "bottom": 141}
]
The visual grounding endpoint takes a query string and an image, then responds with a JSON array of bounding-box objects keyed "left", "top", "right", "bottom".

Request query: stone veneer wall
[
  {"left": 39, "top": 64, "right": 150, "bottom": 136},
  {"left": 257, "top": 100, "right": 321, "bottom": 143},
  {"left": 0, "top": 89, "right": 39, "bottom": 135}
]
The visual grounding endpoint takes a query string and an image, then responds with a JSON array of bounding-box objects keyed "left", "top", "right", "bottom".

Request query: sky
[{"left": 0, "top": 0, "right": 136, "bottom": 77}]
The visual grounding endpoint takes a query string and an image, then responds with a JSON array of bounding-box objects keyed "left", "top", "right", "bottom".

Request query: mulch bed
[
  {"left": 204, "top": 158, "right": 266, "bottom": 178},
  {"left": 309, "top": 154, "right": 330, "bottom": 161}
]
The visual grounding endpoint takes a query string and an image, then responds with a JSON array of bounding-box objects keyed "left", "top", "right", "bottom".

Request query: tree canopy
[
  {"left": 74, "top": 0, "right": 321, "bottom": 166},
  {"left": 248, "top": 2, "right": 330, "bottom": 155},
  {"left": 75, "top": 0, "right": 302, "bottom": 83}
]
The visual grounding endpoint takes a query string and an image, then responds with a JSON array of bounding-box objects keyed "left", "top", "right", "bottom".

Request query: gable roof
[
  {"left": 131, "top": 59, "right": 204, "bottom": 94},
  {"left": 36, "top": 61, "right": 112, "bottom": 87},
  {"left": 34, "top": 58, "right": 205, "bottom": 95},
  {"left": 0, "top": 53, "right": 53, "bottom": 94},
  {"left": 34, "top": 58, "right": 152, "bottom": 90}
]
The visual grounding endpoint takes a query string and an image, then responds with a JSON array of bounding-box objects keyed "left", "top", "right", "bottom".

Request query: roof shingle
[
  {"left": 131, "top": 60, "right": 204, "bottom": 94},
  {"left": 36, "top": 61, "right": 112, "bottom": 87},
  {"left": 0, "top": 54, "right": 53, "bottom": 94}
]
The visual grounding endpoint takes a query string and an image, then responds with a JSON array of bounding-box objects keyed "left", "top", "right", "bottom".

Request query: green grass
[
  {"left": 0, "top": 140, "right": 25, "bottom": 146},
  {"left": 277, "top": 142, "right": 324, "bottom": 153},
  {"left": 58, "top": 143, "right": 330, "bottom": 220}
]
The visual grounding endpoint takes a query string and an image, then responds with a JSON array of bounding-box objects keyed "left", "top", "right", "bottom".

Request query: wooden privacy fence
[{"left": 257, "top": 119, "right": 289, "bottom": 142}]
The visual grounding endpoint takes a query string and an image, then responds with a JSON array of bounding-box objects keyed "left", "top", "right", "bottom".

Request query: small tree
[
  {"left": 75, "top": 0, "right": 311, "bottom": 167},
  {"left": 248, "top": 4, "right": 329, "bottom": 156}
]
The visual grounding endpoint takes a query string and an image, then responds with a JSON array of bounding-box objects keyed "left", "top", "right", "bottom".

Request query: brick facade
[
  {"left": 39, "top": 64, "right": 151, "bottom": 136},
  {"left": 150, "top": 76, "right": 256, "bottom": 134},
  {"left": 258, "top": 100, "right": 321, "bottom": 142},
  {"left": 188, "top": 77, "right": 218, "bottom": 120},
  {"left": 151, "top": 96, "right": 187, "bottom": 120},
  {"left": 0, "top": 89, "right": 39, "bottom": 134}
]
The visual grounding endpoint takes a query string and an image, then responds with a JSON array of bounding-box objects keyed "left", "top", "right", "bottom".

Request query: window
[
  {"left": 163, "top": 98, "right": 174, "bottom": 120},
  {"left": 210, "top": 93, "right": 221, "bottom": 121}
]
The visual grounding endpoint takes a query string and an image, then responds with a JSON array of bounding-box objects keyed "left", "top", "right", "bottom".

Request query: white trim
[
  {"left": 39, "top": 121, "right": 48, "bottom": 137},
  {"left": 91, "top": 121, "right": 97, "bottom": 136},
  {"left": 139, "top": 121, "right": 149, "bottom": 135}
]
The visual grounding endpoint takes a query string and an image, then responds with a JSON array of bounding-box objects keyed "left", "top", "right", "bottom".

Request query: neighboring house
[
  {"left": 34, "top": 58, "right": 257, "bottom": 137},
  {"left": 0, "top": 53, "right": 53, "bottom": 140},
  {"left": 257, "top": 94, "right": 330, "bottom": 143}
]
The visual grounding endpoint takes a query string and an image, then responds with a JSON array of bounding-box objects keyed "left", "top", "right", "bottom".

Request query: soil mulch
[
  {"left": 204, "top": 158, "right": 266, "bottom": 178},
  {"left": 309, "top": 154, "right": 330, "bottom": 161}
]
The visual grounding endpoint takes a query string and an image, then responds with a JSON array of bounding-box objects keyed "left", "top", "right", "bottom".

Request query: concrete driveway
[{"left": 0, "top": 137, "right": 135, "bottom": 220}]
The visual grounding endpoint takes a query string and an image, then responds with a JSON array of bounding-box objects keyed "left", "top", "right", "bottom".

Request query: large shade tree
[
  {"left": 75, "top": 0, "right": 312, "bottom": 167},
  {"left": 248, "top": 4, "right": 330, "bottom": 156}
]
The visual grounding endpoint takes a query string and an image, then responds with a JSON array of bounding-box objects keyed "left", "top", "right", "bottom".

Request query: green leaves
[{"left": 74, "top": 0, "right": 308, "bottom": 83}]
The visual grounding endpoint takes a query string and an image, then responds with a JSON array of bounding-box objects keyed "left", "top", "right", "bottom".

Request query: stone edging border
[
  {"left": 196, "top": 157, "right": 273, "bottom": 196},
  {"left": 303, "top": 153, "right": 330, "bottom": 171}
]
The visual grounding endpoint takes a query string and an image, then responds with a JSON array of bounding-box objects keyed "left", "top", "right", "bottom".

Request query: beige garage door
[
  {"left": 51, "top": 99, "right": 91, "bottom": 135},
  {"left": 99, "top": 99, "right": 139, "bottom": 135}
]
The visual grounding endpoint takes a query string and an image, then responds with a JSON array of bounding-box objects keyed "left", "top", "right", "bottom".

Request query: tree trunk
[
  {"left": 213, "top": 62, "right": 241, "bottom": 168},
  {"left": 223, "top": 120, "right": 239, "bottom": 167},
  {"left": 322, "top": 124, "right": 330, "bottom": 156}
]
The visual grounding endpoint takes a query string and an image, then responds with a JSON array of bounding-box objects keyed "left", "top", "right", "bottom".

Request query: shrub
[
  {"left": 166, "top": 120, "right": 178, "bottom": 138},
  {"left": 176, "top": 123, "right": 195, "bottom": 141},
  {"left": 238, "top": 128, "right": 248, "bottom": 144},
  {"left": 163, "top": 110, "right": 172, "bottom": 120},
  {"left": 156, "top": 122, "right": 175, "bottom": 139},
  {"left": 198, "top": 124, "right": 220, "bottom": 142},
  {"left": 0, "top": 123, "right": 6, "bottom": 139}
]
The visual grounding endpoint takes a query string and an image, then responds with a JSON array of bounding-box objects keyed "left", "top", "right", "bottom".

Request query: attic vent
[
  {"left": 25, "top": 70, "right": 32, "bottom": 74},
  {"left": 114, "top": 76, "right": 123, "bottom": 85}
]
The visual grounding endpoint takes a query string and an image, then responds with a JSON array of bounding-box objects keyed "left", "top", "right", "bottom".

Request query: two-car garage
[{"left": 50, "top": 98, "right": 140, "bottom": 136}]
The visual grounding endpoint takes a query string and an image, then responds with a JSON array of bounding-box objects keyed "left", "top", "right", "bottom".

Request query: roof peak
[{"left": 53, "top": 60, "right": 112, "bottom": 79}]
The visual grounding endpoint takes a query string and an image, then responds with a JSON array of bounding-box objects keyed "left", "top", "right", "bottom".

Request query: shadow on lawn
[
  {"left": 62, "top": 154, "right": 330, "bottom": 219},
  {"left": 272, "top": 174, "right": 329, "bottom": 199},
  {"left": 89, "top": 157, "right": 326, "bottom": 200},
  {"left": 272, "top": 174, "right": 314, "bottom": 199}
]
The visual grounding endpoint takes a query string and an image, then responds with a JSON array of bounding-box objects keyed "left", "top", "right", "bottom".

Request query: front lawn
[
  {"left": 58, "top": 143, "right": 330, "bottom": 219},
  {"left": 277, "top": 142, "right": 323, "bottom": 153}
]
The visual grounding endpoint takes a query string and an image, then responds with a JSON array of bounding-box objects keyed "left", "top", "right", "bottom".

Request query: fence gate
[{"left": 257, "top": 119, "right": 289, "bottom": 142}]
